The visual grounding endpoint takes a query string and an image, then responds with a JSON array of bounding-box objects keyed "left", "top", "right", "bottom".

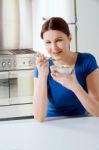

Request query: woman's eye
[
  {"left": 45, "top": 41, "right": 51, "bottom": 44},
  {"left": 56, "top": 39, "right": 63, "bottom": 42}
]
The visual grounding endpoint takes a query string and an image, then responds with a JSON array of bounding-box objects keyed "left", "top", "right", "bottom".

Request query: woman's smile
[{"left": 52, "top": 50, "right": 62, "bottom": 55}]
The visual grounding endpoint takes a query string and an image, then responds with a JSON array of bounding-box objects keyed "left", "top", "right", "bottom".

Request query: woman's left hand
[{"left": 51, "top": 69, "right": 79, "bottom": 91}]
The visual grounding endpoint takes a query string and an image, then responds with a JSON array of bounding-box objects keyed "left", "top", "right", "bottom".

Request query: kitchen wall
[{"left": 76, "top": 0, "right": 99, "bottom": 64}]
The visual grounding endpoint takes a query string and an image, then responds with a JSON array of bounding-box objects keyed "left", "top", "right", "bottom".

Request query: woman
[{"left": 33, "top": 17, "right": 99, "bottom": 122}]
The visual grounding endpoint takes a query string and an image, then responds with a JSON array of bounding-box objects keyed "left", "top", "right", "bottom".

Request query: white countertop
[{"left": 0, "top": 116, "right": 99, "bottom": 150}]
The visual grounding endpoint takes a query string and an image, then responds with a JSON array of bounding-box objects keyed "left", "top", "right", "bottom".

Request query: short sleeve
[
  {"left": 33, "top": 67, "right": 38, "bottom": 78},
  {"left": 84, "top": 53, "right": 98, "bottom": 76}
]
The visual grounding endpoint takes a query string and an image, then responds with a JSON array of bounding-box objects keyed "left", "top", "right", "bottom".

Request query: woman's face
[{"left": 43, "top": 30, "right": 71, "bottom": 60}]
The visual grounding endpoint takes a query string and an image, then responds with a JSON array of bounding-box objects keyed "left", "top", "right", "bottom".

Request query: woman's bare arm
[
  {"left": 67, "top": 69, "right": 99, "bottom": 116},
  {"left": 33, "top": 54, "right": 49, "bottom": 122},
  {"left": 33, "top": 77, "right": 48, "bottom": 122},
  {"left": 73, "top": 69, "right": 99, "bottom": 116}
]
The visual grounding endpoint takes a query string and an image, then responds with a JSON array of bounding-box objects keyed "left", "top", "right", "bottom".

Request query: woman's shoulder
[
  {"left": 78, "top": 52, "right": 95, "bottom": 59},
  {"left": 77, "top": 52, "right": 97, "bottom": 64},
  {"left": 77, "top": 52, "right": 98, "bottom": 75}
]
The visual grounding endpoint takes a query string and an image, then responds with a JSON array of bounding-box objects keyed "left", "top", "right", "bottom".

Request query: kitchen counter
[{"left": 0, "top": 116, "right": 99, "bottom": 150}]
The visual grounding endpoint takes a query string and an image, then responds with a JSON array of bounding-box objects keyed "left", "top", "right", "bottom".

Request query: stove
[
  {"left": 0, "top": 49, "right": 36, "bottom": 119},
  {"left": 0, "top": 49, "right": 36, "bottom": 71}
]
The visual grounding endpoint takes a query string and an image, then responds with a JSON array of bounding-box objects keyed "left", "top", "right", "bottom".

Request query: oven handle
[
  {"left": 0, "top": 71, "right": 9, "bottom": 79},
  {"left": 8, "top": 70, "right": 34, "bottom": 78}
]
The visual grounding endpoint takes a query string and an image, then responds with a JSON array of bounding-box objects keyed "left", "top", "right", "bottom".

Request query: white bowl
[{"left": 50, "top": 65, "right": 73, "bottom": 74}]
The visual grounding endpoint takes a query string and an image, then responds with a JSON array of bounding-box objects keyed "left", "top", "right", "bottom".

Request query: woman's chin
[{"left": 52, "top": 56, "right": 62, "bottom": 61}]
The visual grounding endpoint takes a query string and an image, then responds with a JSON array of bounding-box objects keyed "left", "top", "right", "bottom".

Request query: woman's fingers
[
  {"left": 51, "top": 71, "right": 72, "bottom": 82},
  {"left": 37, "top": 59, "right": 48, "bottom": 68},
  {"left": 51, "top": 71, "right": 63, "bottom": 80},
  {"left": 36, "top": 56, "right": 45, "bottom": 64},
  {"left": 36, "top": 54, "right": 48, "bottom": 66},
  {"left": 39, "top": 60, "right": 48, "bottom": 68}
]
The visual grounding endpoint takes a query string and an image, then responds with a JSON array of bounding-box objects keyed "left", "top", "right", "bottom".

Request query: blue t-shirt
[{"left": 34, "top": 52, "right": 98, "bottom": 117}]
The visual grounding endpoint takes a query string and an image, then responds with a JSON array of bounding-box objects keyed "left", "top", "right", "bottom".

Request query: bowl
[{"left": 50, "top": 65, "right": 74, "bottom": 74}]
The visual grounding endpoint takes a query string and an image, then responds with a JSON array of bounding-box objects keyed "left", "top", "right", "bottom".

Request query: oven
[
  {"left": 0, "top": 70, "right": 34, "bottom": 105},
  {"left": 9, "top": 70, "right": 33, "bottom": 105},
  {"left": 0, "top": 49, "right": 36, "bottom": 119}
]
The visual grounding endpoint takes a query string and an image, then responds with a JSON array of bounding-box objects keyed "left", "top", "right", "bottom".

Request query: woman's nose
[{"left": 51, "top": 42, "right": 57, "bottom": 49}]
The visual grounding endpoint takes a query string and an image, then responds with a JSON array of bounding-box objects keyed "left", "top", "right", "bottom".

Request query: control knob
[
  {"left": 2, "top": 62, "right": 6, "bottom": 67},
  {"left": 13, "top": 61, "right": 17, "bottom": 66},
  {"left": 8, "top": 61, "right": 12, "bottom": 67}
]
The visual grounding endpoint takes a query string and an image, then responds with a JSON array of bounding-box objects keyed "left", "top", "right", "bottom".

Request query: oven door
[
  {"left": 0, "top": 72, "right": 10, "bottom": 105},
  {"left": 9, "top": 70, "right": 34, "bottom": 104}
]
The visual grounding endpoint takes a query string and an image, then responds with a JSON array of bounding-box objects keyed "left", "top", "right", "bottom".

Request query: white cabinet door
[{"left": 77, "top": 0, "right": 99, "bottom": 64}]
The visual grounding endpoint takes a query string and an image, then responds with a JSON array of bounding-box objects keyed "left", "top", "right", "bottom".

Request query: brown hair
[{"left": 41, "top": 17, "right": 70, "bottom": 39}]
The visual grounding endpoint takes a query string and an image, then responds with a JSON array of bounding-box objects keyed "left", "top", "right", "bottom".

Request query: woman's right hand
[{"left": 36, "top": 53, "right": 49, "bottom": 78}]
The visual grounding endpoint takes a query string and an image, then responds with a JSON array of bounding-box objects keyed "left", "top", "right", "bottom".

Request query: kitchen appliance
[{"left": 0, "top": 49, "right": 36, "bottom": 119}]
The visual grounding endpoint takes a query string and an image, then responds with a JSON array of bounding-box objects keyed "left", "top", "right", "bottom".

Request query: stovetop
[
  {"left": 0, "top": 49, "right": 36, "bottom": 71},
  {"left": 0, "top": 50, "right": 12, "bottom": 55},
  {"left": 0, "top": 49, "right": 35, "bottom": 55}
]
